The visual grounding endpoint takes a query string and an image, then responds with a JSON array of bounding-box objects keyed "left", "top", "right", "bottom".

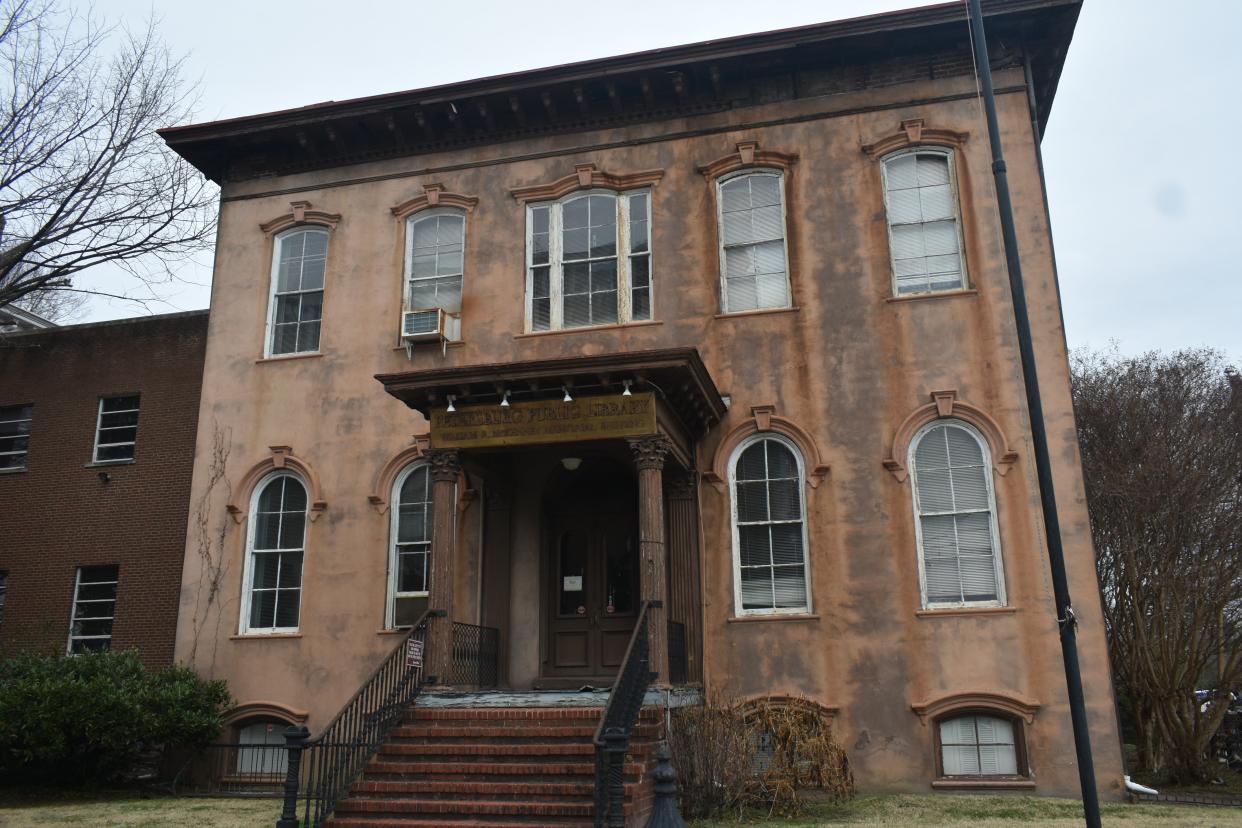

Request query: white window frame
[
  {"left": 240, "top": 470, "right": 309, "bottom": 635},
  {"left": 727, "top": 433, "right": 812, "bottom": 617},
  {"left": 938, "top": 713, "right": 1024, "bottom": 778},
  {"left": 386, "top": 462, "right": 433, "bottom": 629},
  {"left": 715, "top": 169, "right": 794, "bottom": 314},
  {"left": 92, "top": 395, "right": 140, "bottom": 463},
  {"left": 0, "top": 403, "right": 33, "bottom": 470},
  {"left": 524, "top": 188, "right": 653, "bottom": 332},
  {"left": 67, "top": 564, "right": 118, "bottom": 654},
  {"left": 404, "top": 208, "right": 467, "bottom": 341},
  {"left": 264, "top": 226, "right": 329, "bottom": 358},
  {"left": 880, "top": 146, "right": 969, "bottom": 297},
  {"left": 909, "top": 419, "right": 1006, "bottom": 610}
]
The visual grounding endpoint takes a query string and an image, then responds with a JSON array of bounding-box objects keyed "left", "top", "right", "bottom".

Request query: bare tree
[
  {"left": 0, "top": 0, "right": 215, "bottom": 311},
  {"left": 1073, "top": 348, "right": 1242, "bottom": 783}
]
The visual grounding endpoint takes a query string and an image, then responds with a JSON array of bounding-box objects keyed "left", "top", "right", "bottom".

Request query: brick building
[{"left": 0, "top": 311, "right": 208, "bottom": 667}]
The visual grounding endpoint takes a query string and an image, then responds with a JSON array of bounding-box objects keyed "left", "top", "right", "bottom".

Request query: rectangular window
[
  {"left": 882, "top": 150, "right": 967, "bottom": 295},
  {"left": 525, "top": 190, "right": 652, "bottom": 332},
  {"left": 940, "top": 715, "right": 1020, "bottom": 776},
  {"left": 0, "top": 403, "right": 33, "bottom": 470},
  {"left": 0, "top": 570, "right": 8, "bottom": 623},
  {"left": 68, "top": 565, "right": 118, "bottom": 654},
  {"left": 93, "top": 395, "right": 140, "bottom": 462},
  {"left": 717, "top": 172, "right": 792, "bottom": 313},
  {"left": 268, "top": 228, "right": 327, "bottom": 355}
]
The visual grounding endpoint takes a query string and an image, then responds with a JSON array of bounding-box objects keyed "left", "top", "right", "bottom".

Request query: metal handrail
[{"left": 592, "top": 599, "right": 659, "bottom": 828}]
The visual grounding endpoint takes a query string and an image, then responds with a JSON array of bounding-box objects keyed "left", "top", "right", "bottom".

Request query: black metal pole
[{"left": 964, "top": 2, "right": 1101, "bottom": 826}]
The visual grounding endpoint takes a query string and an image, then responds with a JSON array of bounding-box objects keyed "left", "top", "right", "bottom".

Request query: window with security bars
[
  {"left": 730, "top": 436, "right": 809, "bottom": 614},
  {"left": 910, "top": 420, "right": 1004, "bottom": 607},
  {"left": 93, "top": 395, "right": 139, "bottom": 462},
  {"left": 526, "top": 190, "right": 652, "bottom": 331},
  {"left": 68, "top": 565, "right": 118, "bottom": 653},
  {"left": 389, "top": 464, "right": 433, "bottom": 628},
  {"left": 0, "top": 403, "right": 33, "bottom": 469},
  {"left": 939, "top": 715, "right": 1022, "bottom": 777},
  {"left": 717, "top": 171, "right": 791, "bottom": 313},
  {"left": 243, "top": 473, "right": 307, "bottom": 633},
  {"left": 882, "top": 149, "right": 966, "bottom": 295},
  {"left": 406, "top": 211, "right": 465, "bottom": 314},
  {"left": 268, "top": 228, "right": 327, "bottom": 355}
]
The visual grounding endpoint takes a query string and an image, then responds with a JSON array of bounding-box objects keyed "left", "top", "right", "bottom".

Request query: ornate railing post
[
  {"left": 276, "top": 725, "right": 310, "bottom": 828},
  {"left": 645, "top": 742, "right": 687, "bottom": 828},
  {"left": 604, "top": 726, "right": 628, "bottom": 828}
]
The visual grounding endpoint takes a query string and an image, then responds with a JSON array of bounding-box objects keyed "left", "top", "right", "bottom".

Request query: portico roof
[{"left": 376, "top": 347, "right": 727, "bottom": 439}]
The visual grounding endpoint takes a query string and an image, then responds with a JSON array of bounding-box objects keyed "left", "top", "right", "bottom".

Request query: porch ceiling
[{"left": 375, "top": 347, "right": 727, "bottom": 438}]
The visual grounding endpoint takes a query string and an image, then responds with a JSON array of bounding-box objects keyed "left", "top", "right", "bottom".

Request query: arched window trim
[
  {"left": 878, "top": 145, "right": 970, "bottom": 297},
  {"left": 523, "top": 186, "right": 653, "bottom": 332},
  {"left": 727, "top": 433, "right": 812, "bottom": 617},
  {"left": 264, "top": 226, "right": 330, "bottom": 358},
  {"left": 908, "top": 418, "right": 1007, "bottom": 610},
  {"left": 932, "top": 709, "right": 1030, "bottom": 780},
  {"left": 386, "top": 461, "right": 432, "bottom": 629},
  {"left": 714, "top": 168, "right": 794, "bottom": 315},
  {"left": 240, "top": 469, "right": 309, "bottom": 635}
]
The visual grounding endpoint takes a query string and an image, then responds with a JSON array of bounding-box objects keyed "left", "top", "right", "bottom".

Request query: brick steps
[{"left": 324, "top": 704, "right": 663, "bottom": 827}]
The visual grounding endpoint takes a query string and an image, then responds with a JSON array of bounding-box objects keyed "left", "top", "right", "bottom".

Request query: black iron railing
[
  {"left": 668, "top": 620, "right": 687, "bottom": 686},
  {"left": 277, "top": 609, "right": 438, "bottom": 828},
  {"left": 168, "top": 742, "right": 288, "bottom": 796},
  {"left": 593, "top": 600, "right": 658, "bottom": 828},
  {"left": 449, "top": 621, "right": 500, "bottom": 687}
]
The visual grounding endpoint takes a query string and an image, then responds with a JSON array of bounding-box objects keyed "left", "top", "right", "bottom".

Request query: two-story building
[{"left": 161, "top": 0, "right": 1123, "bottom": 821}]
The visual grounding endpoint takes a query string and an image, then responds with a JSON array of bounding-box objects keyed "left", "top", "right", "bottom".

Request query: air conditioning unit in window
[{"left": 402, "top": 308, "right": 446, "bottom": 342}]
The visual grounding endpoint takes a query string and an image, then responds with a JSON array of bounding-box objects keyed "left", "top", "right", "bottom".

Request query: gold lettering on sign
[{"left": 430, "top": 393, "right": 657, "bottom": 449}]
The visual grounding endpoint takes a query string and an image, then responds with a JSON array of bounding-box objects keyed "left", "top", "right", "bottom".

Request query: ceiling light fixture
[
  {"left": 561, "top": 457, "right": 582, "bottom": 471},
  {"left": 499, "top": 390, "right": 511, "bottom": 408},
  {"left": 446, "top": 394, "right": 457, "bottom": 413},
  {"left": 621, "top": 380, "right": 633, "bottom": 397},
  {"left": 562, "top": 386, "right": 573, "bottom": 403}
]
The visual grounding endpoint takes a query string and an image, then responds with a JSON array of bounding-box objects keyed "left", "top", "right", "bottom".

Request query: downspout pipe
[{"left": 964, "top": 2, "right": 1102, "bottom": 827}]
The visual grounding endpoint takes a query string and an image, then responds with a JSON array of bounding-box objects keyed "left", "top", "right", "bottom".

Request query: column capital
[
  {"left": 425, "top": 447, "right": 463, "bottom": 482},
  {"left": 628, "top": 435, "right": 672, "bottom": 471}
]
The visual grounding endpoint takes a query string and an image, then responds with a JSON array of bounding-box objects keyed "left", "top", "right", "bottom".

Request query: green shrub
[{"left": 0, "top": 650, "right": 231, "bottom": 785}]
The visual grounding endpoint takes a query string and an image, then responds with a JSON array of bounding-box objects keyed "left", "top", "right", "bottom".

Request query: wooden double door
[{"left": 546, "top": 510, "right": 639, "bottom": 680}]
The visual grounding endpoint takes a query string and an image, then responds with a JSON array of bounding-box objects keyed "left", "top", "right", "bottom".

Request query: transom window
[
  {"left": 729, "top": 435, "right": 810, "bottom": 615},
  {"left": 526, "top": 190, "right": 652, "bottom": 332},
  {"left": 717, "top": 171, "right": 791, "bottom": 313},
  {"left": 406, "top": 211, "right": 465, "bottom": 314},
  {"left": 388, "top": 463, "right": 433, "bottom": 628},
  {"left": 938, "top": 714, "right": 1022, "bottom": 777},
  {"left": 93, "top": 395, "right": 139, "bottom": 462},
  {"left": 881, "top": 148, "right": 966, "bottom": 295},
  {"left": 267, "top": 227, "right": 327, "bottom": 355},
  {"left": 68, "top": 564, "right": 118, "bottom": 653},
  {"left": 0, "top": 403, "right": 33, "bottom": 470},
  {"left": 910, "top": 420, "right": 1005, "bottom": 607},
  {"left": 243, "top": 472, "right": 307, "bottom": 633}
]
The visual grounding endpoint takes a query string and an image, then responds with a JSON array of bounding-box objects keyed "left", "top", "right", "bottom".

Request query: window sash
[
  {"left": 405, "top": 211, "right": 466, "bottom": 314},
  {"left": 386, "top": 464, "right": 437, "bottom": 628},
  {"left": 716, "top": 172, "right": 793, "bottom": 314},
  {"left": 0, "top": 404, "right": 33, "bottom": 469},
  {"left": 524, "top": 190, "right": 652, "bottom": 332},
  {"left": 881, "top": 149, "right": 968, "bottom": 296},
  {"left": 67, "top": 566, "right": 118, "bottom": 654},
  {"left": 266, "top": 229, "right": 328, "bottom": 356},
  {"left": 242, "top": 473, "right": 308, "bottom": 634},
  {"left": 939, "top": 715, "right": 1020, "bottom": 777},
  {"left": 92, "top": 397, "right": 139, "bottom": 462}
]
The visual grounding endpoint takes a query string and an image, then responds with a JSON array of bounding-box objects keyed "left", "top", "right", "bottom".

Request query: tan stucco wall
[{"left": 174, "top": 67, "right": 1123, "bottom": 798}]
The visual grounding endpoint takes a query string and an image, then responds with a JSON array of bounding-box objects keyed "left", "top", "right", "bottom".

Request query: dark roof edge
[
  {"left": 159, "top": 0, "right": 1079, "bottom": 145},
  {"left": 0, "top": 308, "right": 209, "bottom": 338}
]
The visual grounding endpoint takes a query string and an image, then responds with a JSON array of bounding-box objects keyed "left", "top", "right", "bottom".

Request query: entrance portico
[{"left": 376, "top": 348, "right": 725, "bottom": 689}]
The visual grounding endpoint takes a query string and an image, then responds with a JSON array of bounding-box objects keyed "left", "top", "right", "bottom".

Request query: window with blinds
[
  {"left": 526, "top": 190, "right": 652, "bottom": 332},
  {"left": 243, "top": 473, "right": 307, "bottom": 633},
  {"left": 389, "top": 463, "right": 433, "bottom": 628},
  {"left": 910, "top": 420, "right": 1005, "bottom": 607},
  {"left": 730, "top": 436, "right": 810, "bottom": 615},
  {"left": 407, "top": 211, "right": 465, "bottom": 313},
  {"left": 717, "top": 171, "right": 791, "bottom": 313},
  {"left": 939, "top": 715, "right": 1022, "bottom": 777},
  {"left": 267, "top": 227, "right": 327, "bottom": 355},
  {"left": 882, "top": 149, "right": 966, "bottom": 296}
]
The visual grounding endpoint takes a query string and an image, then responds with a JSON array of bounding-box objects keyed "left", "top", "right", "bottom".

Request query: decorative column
[
  {"left": 426, "top": 447, "right": 462, "bottom": 684},
  {"left": 666, "top": 469, "right": 700, "bottom": 684},
  {"left": 629, "top": 435, "right": 672, "bottom": 685}
]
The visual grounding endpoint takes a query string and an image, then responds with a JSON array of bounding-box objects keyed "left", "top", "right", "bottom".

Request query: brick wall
[{"left": 0, "top": 311, "right": 208, "bottom": 668}]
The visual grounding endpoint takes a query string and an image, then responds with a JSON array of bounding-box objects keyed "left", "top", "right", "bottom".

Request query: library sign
[{"left": 430, "top": 392, "right": 656, "bottom": 450}]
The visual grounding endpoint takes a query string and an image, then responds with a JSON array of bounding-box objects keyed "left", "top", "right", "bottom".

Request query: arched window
[
  {"left": 525, "top": 189, "right": 652, "bottom": 332},
  {"left": 936, "top": 713, "right": 1026, "bottom": 778},
  {"left": 406, "top": 210, "right": 465, "bottom": 314},
  {"left": 236, "top": 720, "right": 288, "bottom": 776},
  {"left": 729, "top": 435, "right": 810, "bottom": 615},
  {"left": 909, "top": 420, "right": 1004, "bottom": 607},
  {"left": 242, "top": 472, "right": 308, "bottom": 633},
  {"left": 387, "top": 463, "right": 432, "bottom": 628},
  {"left": 716, "top": 171, "right": 791, "bottom": 313},
  {"left": 881, "top": 148, "right": 966, "bottom": 296},
  {"left": 266, "top": 227, "right": 328, "bottom": 355}
]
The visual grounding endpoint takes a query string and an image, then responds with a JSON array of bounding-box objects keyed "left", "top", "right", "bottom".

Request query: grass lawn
[
  {"left": 0, "top": 792, "right": 281, "bottom": 827},
  {"left": 690, "top": 794, "right": 1242, "bottom": 827}
]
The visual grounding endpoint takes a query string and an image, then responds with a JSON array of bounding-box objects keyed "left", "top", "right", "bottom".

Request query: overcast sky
[{"left": 80, "top": 0, "right": 1241, "bottom": 362}]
